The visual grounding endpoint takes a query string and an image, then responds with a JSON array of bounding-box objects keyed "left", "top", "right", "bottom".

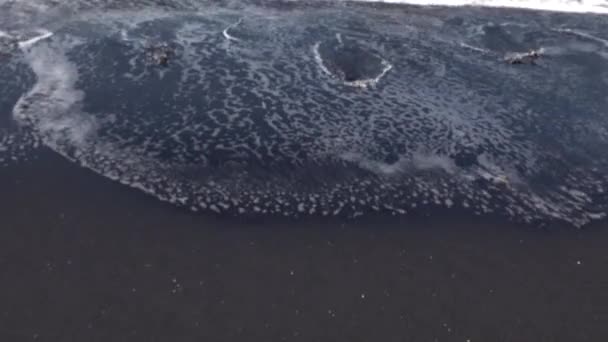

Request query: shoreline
[
  {"left": 1, "top": 4, "right": 608, "bottom": 339},
  {"left": 1, "top": 148, "right": 608, "bottom": 341},
  {"left": 2, "top": 147, "right": 601, "bottom": 231}
]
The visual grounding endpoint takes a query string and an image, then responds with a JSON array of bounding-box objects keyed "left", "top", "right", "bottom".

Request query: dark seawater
[{"left": 1, "top": 0, "right": 608, "bottom": 226}]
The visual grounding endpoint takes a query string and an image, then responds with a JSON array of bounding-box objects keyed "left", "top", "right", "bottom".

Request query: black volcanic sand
[{"left": 1, "top": 148, "right": 608, "bottom": 342}]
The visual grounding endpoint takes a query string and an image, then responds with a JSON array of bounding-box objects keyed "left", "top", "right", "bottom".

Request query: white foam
[
  {"left": 341, "top": 152, "right": 409, "bottom": 175},
  {"left": 344, "top": 59, "right": 393, "bottom": 89},
  {"left": 336, "top": 33, "right": 343, "bottom": 45},
  {"left": 18, "top": 29, "right": 53, "bottom": 50},
  {"left": 554, "top": 28, "right": 608, "bottom": 47},
  {"left": 341, "top": 151, "right": 456, "bottom": 176},
  {"left": 459, "top": 42, "right": 490, "bottom": 54},
  {"left": 223, "top": 18, "right": 242, "bottom": 42},
  {"left": 313, "top": 42, "right": 333, "bottom": 76},
  {"left": 411, "top": 152, "right": 457, "bottom": 173},
  {"left": 222, "top": 28, "right": 238, "bottom": 41},
  {"left": 14, "top": 39, "right": 96, "bottom": 147},
  {"left": 347, "top": 0, "right": 608, "bottom": 14},
  {"left": 313, "top": 41, "right": 393, "bottom": 88}
]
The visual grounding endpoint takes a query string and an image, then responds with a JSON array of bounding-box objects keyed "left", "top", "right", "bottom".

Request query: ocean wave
[{"left": 348, "top": 0, "right": 608, "bottom": 14}]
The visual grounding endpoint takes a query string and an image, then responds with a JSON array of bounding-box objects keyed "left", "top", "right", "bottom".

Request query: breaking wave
[{"left": 351, "top": 0, "right": 608, "bottom": 14}]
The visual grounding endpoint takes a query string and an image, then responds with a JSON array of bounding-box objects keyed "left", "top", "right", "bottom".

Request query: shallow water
[{"left": 1, "top": 0, "right": 608, "bottom": 226}]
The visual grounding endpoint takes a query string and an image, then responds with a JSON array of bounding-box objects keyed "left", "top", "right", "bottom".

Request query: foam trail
[
  {"left": 349, "top": 0, "right": 608, "bottom": 14},
  {"left": 312, "top": 41, "right": 392, "bottom": 88},
  {"left": 223, "top": 18, "right": 242, "bottom": 42},
  {"left": 18, "top": 29, "right": 53, "bottom": 50},
  {"left": 459, "top": 42, "right": 491, "bottom": 54},
  {"left": 343, "top": 59, "right": 392, "bottom": 89},
  {"left": 120, "top": 29, "right": 132, "bottom": 42},
  {"left": 13, "top": 40, "right": 94, "bottom": 148},
  {"left": 554, "top": 28, "right": 608, "bottom": 47},
  {"left": 313, "top": 42, "right": 333, "bottom": 76}
]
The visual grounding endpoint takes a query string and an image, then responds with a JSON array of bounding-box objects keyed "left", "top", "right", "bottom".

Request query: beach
[
  {"left": 2, "top": 0, "right": 608, "bottom": 340},
  {"left": 1, "top": 148, "right": 607, "bottom": 341}
]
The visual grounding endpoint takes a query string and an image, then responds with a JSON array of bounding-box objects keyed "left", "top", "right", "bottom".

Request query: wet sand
[{"left": 0, "top": 148, "right": 607, "bottom": 341}]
